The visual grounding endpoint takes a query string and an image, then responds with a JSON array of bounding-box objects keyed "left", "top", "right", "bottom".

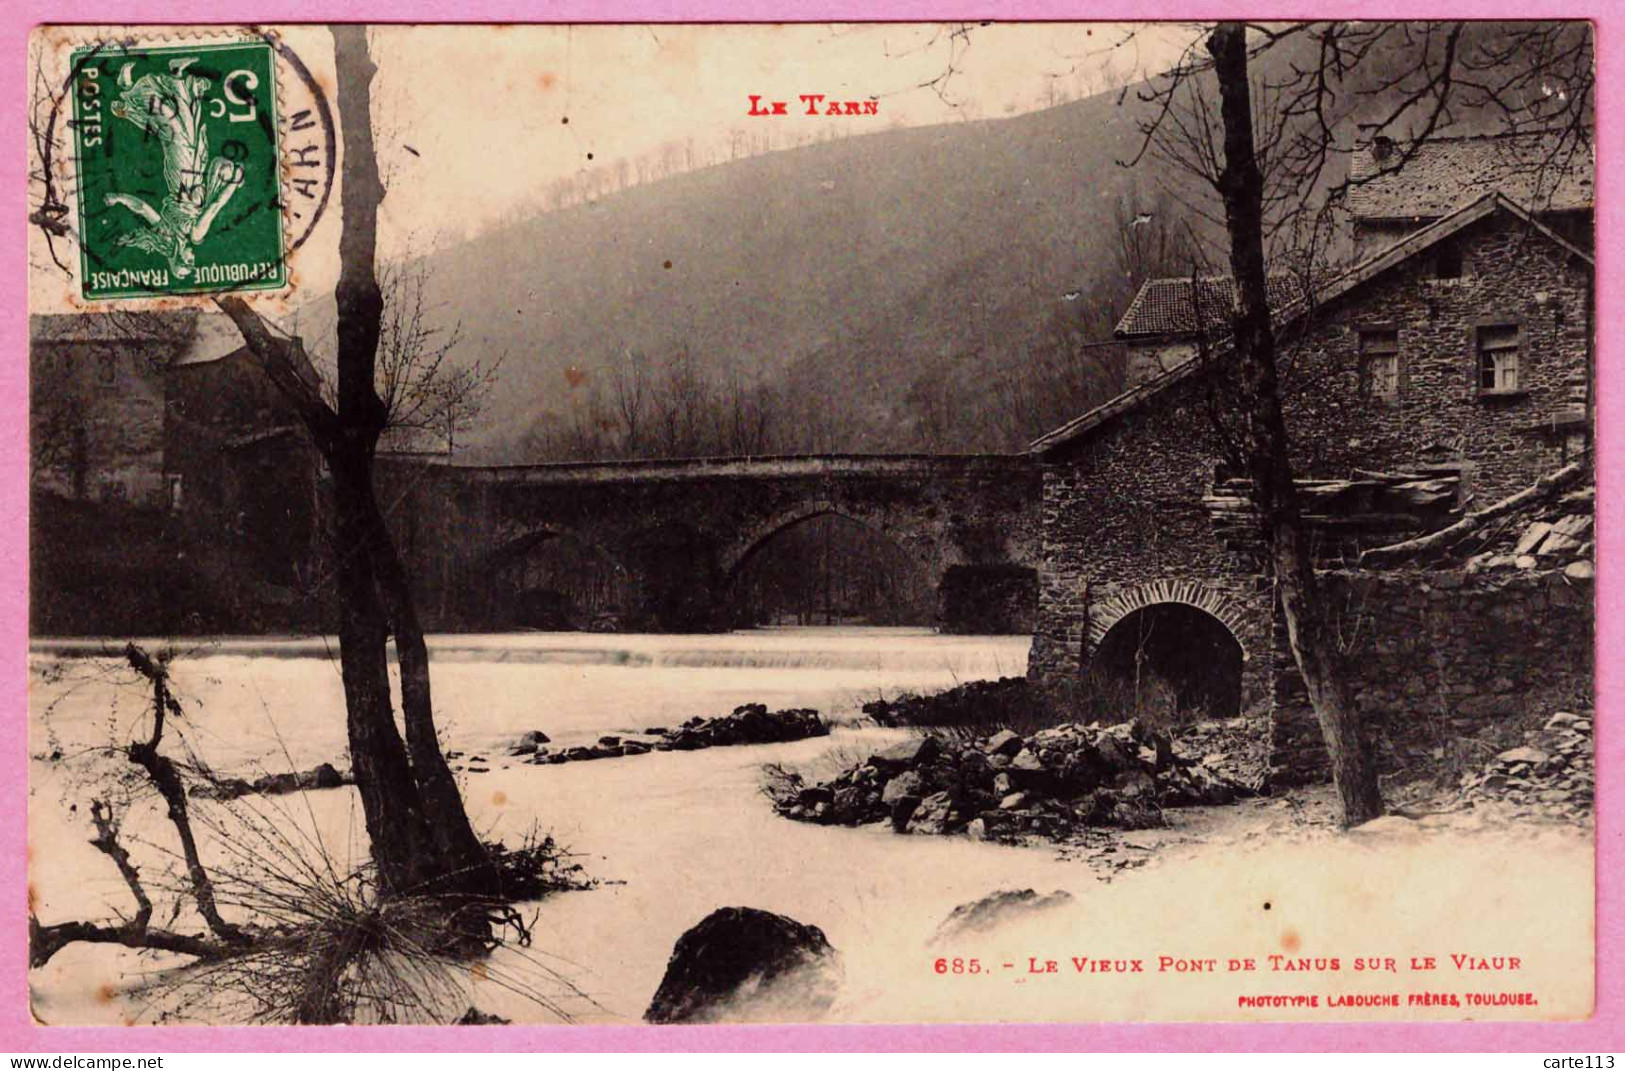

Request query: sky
[
  {"left": 29, "top": 22, "right": 1200, "bottom": 323},
  {"left": 366, "top": 23, "right": 1201, "bottom": 248}
]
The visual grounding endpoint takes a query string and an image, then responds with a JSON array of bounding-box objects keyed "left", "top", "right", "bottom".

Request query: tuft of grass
[{"left": 135, "top": 796, "right": 602, "bottom": 1025}]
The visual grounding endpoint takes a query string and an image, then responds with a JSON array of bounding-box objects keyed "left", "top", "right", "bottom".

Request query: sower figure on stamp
[{"left": 103, "top": 57, "right": 244, "bottom": 279}]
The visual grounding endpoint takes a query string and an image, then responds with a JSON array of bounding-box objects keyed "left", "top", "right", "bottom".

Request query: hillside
[
  {"left": 401, "top": 23, "right": 1563, "bottom": 460},
  {"left": 424, "top": 83, "right": 1206, "bottom": 457}
]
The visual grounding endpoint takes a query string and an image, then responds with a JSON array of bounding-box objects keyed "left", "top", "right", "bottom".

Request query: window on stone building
[
  {"left": 1359, "top": 329, "right": 1400, "bottom": 401},
  {"left": 1477, "top": 324, "right": 1521, "bottom": 393},
  {"left": 167, "top": 474, "right": 184, "bottom": 512}
]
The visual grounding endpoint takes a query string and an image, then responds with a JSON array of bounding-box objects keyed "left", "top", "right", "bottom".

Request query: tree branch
[
  {"left": 213, "top": 297, "right": 340, "bottom": 452},
  {"left": 1359, "top": 460, "right": 1588, "bottom": 567},
  {"left": 29, "top": 916, "right": 231, "bottom": 969},
  {"left": 122, "top": 644, "right": 249, "bottom": 947}
]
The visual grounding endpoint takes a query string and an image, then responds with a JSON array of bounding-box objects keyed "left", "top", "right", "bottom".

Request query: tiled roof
[
  {"left": 1113, "top": 275, "right": 1303, "bottom": 339},
  {"left": 1348, "top": 131, "right": 1594, "bottom": 221}
]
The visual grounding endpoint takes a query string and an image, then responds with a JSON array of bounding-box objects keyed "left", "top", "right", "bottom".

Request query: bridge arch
[
  {"left": 719, "top": 499, "right": 946, "bottom": 628},
  {"left": 719, "top": 498, "right": 947, "bottom": 583},
  {"left": 479, "top": 524, "right": 632, "bottom": 630}
]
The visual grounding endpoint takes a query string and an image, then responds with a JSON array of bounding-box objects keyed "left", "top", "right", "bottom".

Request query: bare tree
[
  {"left": 610, "top": 347, "right": 649, "bottom": 455},
  {"left": 718, "top": 370, "right": 776, "bottom": 455},
  {"left": 303, "top": 261, "right": 502, "bottom": 456},
  {"left": 212, "top": 28, "right": 498, "bottom": 900},
  {"left": 1204, "top": 23, "right": 1384, "bottom": 823},
  {"left": 1121, "top": 20, "right": 1593, "bottom": 825}
]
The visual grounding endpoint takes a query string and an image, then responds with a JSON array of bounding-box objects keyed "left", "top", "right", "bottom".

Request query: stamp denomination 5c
[{"left": 71, "top": 38, "right": 287, "bottom": 300}]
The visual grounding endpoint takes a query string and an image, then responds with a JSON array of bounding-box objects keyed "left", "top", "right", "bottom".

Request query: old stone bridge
[{"left": 376, "top": 454, "right": 1041, "bottom": 633}]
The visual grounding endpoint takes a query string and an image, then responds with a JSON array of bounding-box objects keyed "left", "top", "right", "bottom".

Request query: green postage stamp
[{"left": 71, "top": 39, "right": 288, "bottom": 300}]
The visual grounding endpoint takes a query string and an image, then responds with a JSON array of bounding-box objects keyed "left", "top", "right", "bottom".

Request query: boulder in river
[
  {"left": 644, "top": 907, "right": 843, "bottom": 1024},
  {"left": 905, "top": 791, "right": 960, "bottom": 835},
  {"left": 868, "top": 734, "right": 941, "bottom": 774},
  {"left": 509, "top": 730, "right": 552, "bottom": 756},
  {"left": 984, "top": 729, "right": 1024, "bottom": 757}
]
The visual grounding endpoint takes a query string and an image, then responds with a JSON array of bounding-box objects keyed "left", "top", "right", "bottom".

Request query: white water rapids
[{"left": 27, "top": 628, "right": 1592, "bottom": 1025}]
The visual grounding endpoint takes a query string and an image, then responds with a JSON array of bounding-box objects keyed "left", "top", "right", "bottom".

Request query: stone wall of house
[
  {"left": 1351, "top": 219, "right": 1419, "bottom": 262},
  {"left": 1270, "top": 568, "right": 1593, "bottom": 784},
  {"left": 164, "top": 350, "right": 325, "bottom": 589},
  {"left": 1276, "top": 213, "right": 1590, "bottom": 503},
  {"left": 1026, "top": 362, "right": 1276, "bottom": 701},
  {"left": 1030, "top": 209, "right": 1591, "bottom": 693},
  {"left": 31, "top": 334, "right": 177, "bottom": 505}
]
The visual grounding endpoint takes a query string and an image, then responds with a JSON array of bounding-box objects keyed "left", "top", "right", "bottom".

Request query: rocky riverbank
[{"left": 764, "top": 719, "right": 1252, "bottom": 841}]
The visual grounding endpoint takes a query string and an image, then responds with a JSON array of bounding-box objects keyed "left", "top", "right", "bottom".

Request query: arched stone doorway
[
  {"left": 1085, "top": 581, "right": 1251, "bottom": 720},
  {"left": 1090, "top": 602, "right": 1245, "bottom": 718}
]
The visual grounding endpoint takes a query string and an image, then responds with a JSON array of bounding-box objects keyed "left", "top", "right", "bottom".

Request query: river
[{"left": 26, "top": 628, "right": 1593, "bottom": 1025}]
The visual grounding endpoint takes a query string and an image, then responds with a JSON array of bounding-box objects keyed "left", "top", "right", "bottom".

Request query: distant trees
[
  {"left": 944, "top": 182, "right": 1194, "bottom": 452},
  {"left": 514, "top": 344, "right": 783, "bottom": 462}
]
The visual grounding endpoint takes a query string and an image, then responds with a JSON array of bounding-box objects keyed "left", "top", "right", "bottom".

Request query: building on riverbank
[
  {"left": 29, "top": 311, "right": 326, "bottom": 634},
  {"left": 1027, "top": 180, "right": 1594, "bottom": 782}
]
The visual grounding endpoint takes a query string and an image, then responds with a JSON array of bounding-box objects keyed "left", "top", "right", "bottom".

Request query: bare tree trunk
[
  {"left": 329, "top": 449, "right": 445, "bottom": 893},
  {"left": 365, "top": 481, "right": 498, "bottom": 892},
  {"left": 327, "top": 25, "right": 498, "bottom": 896},
  {"left": 1207, "top": 23, "right": 1383, "bottom": 826}
]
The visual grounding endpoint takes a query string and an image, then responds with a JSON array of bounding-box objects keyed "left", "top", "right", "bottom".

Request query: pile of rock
[
  {"left": 1467, "top": 486, "right": 1594, "bottom": 581},
  {"left": 1171, "top": 714, "right": 1271, "bottom": 794},
  {"left": 191, "top": 762, "right": 351, "bottom": 801},
  {"left": 521, "top": 704, "right": 828, "bottom": 766},
  {"left": 654, "top": 705, "right": 826, "bottom": 751},
  {"left": 1454, "top": 710, "right": 1593, "bottom": 820},
  {"left": 768, "top": 720, "right": 1250, "bottom": 841},
  {"left": 862, "top": 678, "right": 1031, "bottom": 729}
]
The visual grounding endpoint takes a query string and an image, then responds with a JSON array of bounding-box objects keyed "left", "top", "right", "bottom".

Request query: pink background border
[{"left": 3, "top": 0, "right": 1620, "bottom": 1052}]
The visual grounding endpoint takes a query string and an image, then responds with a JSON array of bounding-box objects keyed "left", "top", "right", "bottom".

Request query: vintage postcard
[{"left": 23, "top": 20, "right": 1597, "bottom": 1029}]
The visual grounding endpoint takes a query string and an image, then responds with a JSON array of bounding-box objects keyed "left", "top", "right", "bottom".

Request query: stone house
[
  {"left": 30, "top": 311, "right": 326, "bottom": 633},
  {"left": 1112, "top": 274, "right": 1302, "bottom": 386},
  {"left": 1114, "top": 132, "right": 1596, "bottom": 386},
  {"left": 1027, "top": 190, "right": 1592, "bottom": 779},
  {"left": 164, "top": 342, "right": 326, "bottom": 591},
  {"left": 30, "top": 311, "right": 196, "bottom": 506}
]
